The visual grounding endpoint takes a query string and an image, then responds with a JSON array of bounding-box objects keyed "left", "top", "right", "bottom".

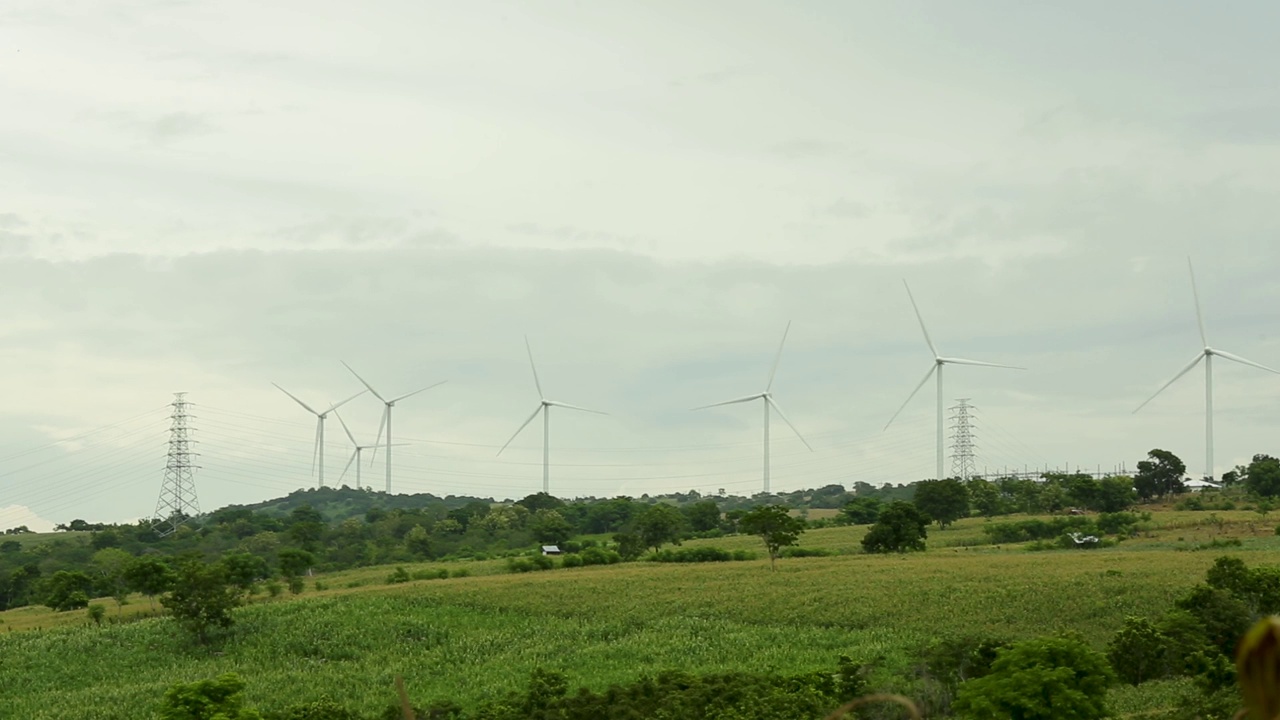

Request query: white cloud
[{"left": 0, "top": 505, "right": 56, "bottom": 534}]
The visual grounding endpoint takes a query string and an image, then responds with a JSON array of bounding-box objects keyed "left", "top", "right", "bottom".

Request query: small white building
[
  {"left": 540, "top": 545, "right": 562, "bottom": 556},
  {"left": 1183, "top": 479, "right": 1221, "bottom": 493}
]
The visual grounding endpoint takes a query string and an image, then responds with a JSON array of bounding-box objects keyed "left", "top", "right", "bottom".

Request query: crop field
[{"left": 3, "top": 512, "right": 1280, "bottom": 718}]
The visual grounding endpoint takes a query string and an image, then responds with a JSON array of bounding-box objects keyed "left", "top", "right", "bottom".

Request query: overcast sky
[{"left": 3, "top": 1, "right": 1280, "bottom": 531}]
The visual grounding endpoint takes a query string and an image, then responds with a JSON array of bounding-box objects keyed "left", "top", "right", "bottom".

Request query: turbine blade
[
  {"left": 765, "top": 320, "right": 791, "bottom": 392},
  {"left": 341, "top": 361, "right": 386, "bottom": 402},
  {"left": 324, "top": 389, "right": 367, "bottom": 414},
  {"left": 391, "top": 380, "right": 447, "bottom": 403},
  {"left": 939, "top": 357, "right": 1026, "bottom": 370},
  {"left": 339, "top": 450, "right": 357, "bottom": 483},
  {"left": 1214, "top": 349, "right": 1280, "bottom": 375},
  {"left": 525, "top": 336, "right": 544, "bottom": 398},
  {"left": 333, "top": 409, "right": 358, "bottom": 447},
  {"left": 546, "top": 400, "right": 608, "bottom": 415},
  {"left": 883, "top": 365, "right": 937, "bottom": 430},
  {"left": 273, "top": 383, "right": 319, "bottom": 416},
  {"left": 310, "top": 419, "right": 322, "bottom": 476},
  {"left": 1188, "top": 257, "right": 1208, "bottom": 347},
  {"left": 692, "top": 392, "right": 767, "bottom": 411},
  {"left": 1133, "top": 353, "right": 1205, "bottom": 413},
  {"left": 497, "top": 404, "right": 543, "bottom": 456},
  {"left": 370, "top": 406, "right": 388, "bottom": 465},
  {"left": 903, "top": 280, "right": 939, "bottom": 358},
  {"left": 766, "top": 396, "right": 812, "bottom": 451}
]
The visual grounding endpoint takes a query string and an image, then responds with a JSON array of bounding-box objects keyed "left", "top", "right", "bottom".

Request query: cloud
[{"left": 0, "top": 505, "right": 56, "bottom": 533}]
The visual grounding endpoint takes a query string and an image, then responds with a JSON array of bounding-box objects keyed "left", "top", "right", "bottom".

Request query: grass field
[{"left": 2, "top": 511, "right": 1278, "bottom": 718}]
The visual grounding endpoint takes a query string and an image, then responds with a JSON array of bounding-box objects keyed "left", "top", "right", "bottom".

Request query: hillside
[{"left": 4, "top": 513, "right": 1280, "bottom": 718}]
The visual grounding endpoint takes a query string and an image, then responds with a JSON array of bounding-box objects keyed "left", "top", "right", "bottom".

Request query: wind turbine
[
  {"left": 272, "top": 383, "right": 365, "bottom": 488},
  {"left": 692, "top": 321, "right": 812, "bottom": 495},
  {"left": 332, "top": 410, "right": 409, "bottom": 488},
  {"left": 497, "top": 336, "right": 607, "bottom": 495},
  {"left": 1133, "top": 258, "right": 1280, "bottom": 480},
  {"left": 884, "top": 280, "right": 1024, "bottom": 481},
  {"left": 341, "top": 361, "right": 446, "bottom": 495}
]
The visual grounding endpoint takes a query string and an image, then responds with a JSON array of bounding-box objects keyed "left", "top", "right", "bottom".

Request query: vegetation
[
  {"left": 737, "top": 504, "right": 805, "bottom": 569},
  {"left": 861, "top": 501, "right": 929, "bottom": 553}
]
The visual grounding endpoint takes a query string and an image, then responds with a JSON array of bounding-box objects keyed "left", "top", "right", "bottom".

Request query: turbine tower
[
  {"left": 341, "top": 361, "right": 446, "bottom": 495},
  {"left": 692, "top": 321, "right": 813, "bottom": 494},
  {"left": 1134, "top": 258, "right": 1280, "bottom": 480},
  {"left": 497, "top": 336, "right": 607, "bottom": 495},
  {"left": 884, "top": 281, "right": 1023, "bottom": 481},
  {"left": 333, "top": 410, "right": 409, "bottom": 488},
  {"left": 273, "top": 383, "right": 364, "bottom": 488}
]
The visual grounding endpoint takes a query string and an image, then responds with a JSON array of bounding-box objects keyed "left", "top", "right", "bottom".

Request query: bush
[
  {"left": 560, "top": 554, "right": 584, "bottom": 568},
  {"left": 160, "top": 673, "right": 261, "bottom": 720},
  {"left": 953, "top": 635, "right": 1115, "bottom": 720},
  {"left": 507, "top": 555, "right": 556, "bottom": 574},
  {"left": 983, "top": 517, "right": 1096, "bottom": 544},
  {"left": 450, "top": 568, "right": 471, "bottom": 579},
  {"left": 1107, "top": 616, "right": 1169, "bottom": 685},
  {"left": 862, "top": 501, "right": 929, "bottom": 553},
  {"left": 646, "top": 547, "right": 753, "bottom": 563},
  {"left": 87, "top": 604, "right": 106, "bottom": 626},
  {"left": 779, "top": 547, "right": 833, "bottom": 558},
  {"left": 386, "top": 567, "right": 411, "bottom": 584},
  {"left": 1096, "top": 512, "right": 1140, "bottom": 536},
  {"left": 288, "top": 577, "right": 305, "bottom": 595},
  {"left": 580, "top": 547, "right": 622, "bottom": 566}
]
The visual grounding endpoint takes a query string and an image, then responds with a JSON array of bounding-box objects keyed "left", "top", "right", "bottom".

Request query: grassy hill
[{"left": 4, "top": 511, "right": 1280, "bottom": 718}]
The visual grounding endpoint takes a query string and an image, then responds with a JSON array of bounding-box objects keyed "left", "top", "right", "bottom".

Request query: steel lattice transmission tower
[
  {"left": 949, "top": 398, "right": 977, "bottom": 481},
  {"left": 153, "top": 393, "right": 201, "bottom": 537}
]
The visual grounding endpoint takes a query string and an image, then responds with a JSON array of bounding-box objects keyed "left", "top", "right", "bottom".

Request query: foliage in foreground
[{"left": 953, "top": 635, "right": 1115, "bottom": 720}]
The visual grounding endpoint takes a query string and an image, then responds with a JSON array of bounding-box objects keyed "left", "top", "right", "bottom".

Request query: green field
[{"left": 2, "top": 512, "right": 1277, "bottom": 718}]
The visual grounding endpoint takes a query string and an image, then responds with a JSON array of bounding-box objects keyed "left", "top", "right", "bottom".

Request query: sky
[{"left": 2, "top": 1, "right": 1280, "bottom": 531}]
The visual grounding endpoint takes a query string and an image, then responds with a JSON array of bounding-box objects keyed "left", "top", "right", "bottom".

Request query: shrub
[
  {"left": 1107, "top": 616, "right": 1169, "bottom": 685},
  {"left": 160, "top": 672, "right": 261, "bottom": 720},
  {"left": 288, "top": 577, "right": 305, "bottom": 595},
  {"left": 450, "top": 568, "right": 471, "bottom": 579},
  {"left": 646, "top": 547, "right": 752, "bottom": 563},
  {"left": 779, "top": 547, "right": 832, "bottom": 558},
  {"left": 386, "top": 567, "right": 410, "bottom": 584},
  {"left": 1175, "top": 585, "right": 1252, "bottom": 657},
  {"left": 953, "top": 635, "right": 1115, "bottom": 720},
  {"left": 87, "top": 604, "right": 106, "bottom": 626},
  {"left": 560, "top": 554, "right": 584, "bottom": 568},
  {"left": 580, "top": 547, "right": 622, "bottom": 566},
  {"left": 1096, "top": 512, "right": 1140, "bottom": 536}
]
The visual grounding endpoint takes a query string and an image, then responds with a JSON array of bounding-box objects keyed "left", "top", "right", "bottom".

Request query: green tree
[
  {"left": 287, "top": 505, "right": 325, "bottom": 551},
  {"left": 277, "top": 548, "right": 314, "bottom": 578},
  {"left": 159, "top": 673, "right": 262, "bottom": 720},
  {"left": 42, "top": 570, "right": 94, "bottom": 612},
  {"left": 838, "top": 497, "right": 882, "bottom": 525},
  {"left": 954, "top": 635, "right": 1115, "bottom": 720},
  {"left": 634, "top": 504, "right": 686, "bottom": 552},
  {"left": 967, "top": 478, "right": 1005, "bottom": 517},
  {"left": 161, "top": 560, "right": 245, "bottom": 645},
  {"left": 91, "top": 547, "right": 133, "bottom": 608},
  {"left": 219, "top": 553, "right": 268, "bottom": 594},
  {"left": 530, "top": 509, "right": 573, "bottom": 546},
  {"left": 1107, "top": 616, "right": 1169, "bottom": 685},
  {"left": 861, "top": 502, "right": 929, "bottom": 553},
  {"left": 612, "top": 532, "right": 645, "bottom": 561},
  {"left": 87, "top": 603, "right": 106, "bottom": 626},
  {"left": 913, "top": 478, "right": 969, "bottom": 528},
  {"left": 737, "top": 505, "right": 805, "bottom": 570},
  {"left": 516, "top": 492, "right": 565, "bottom": 513},
  {"left": 1134, "top": 449, "right": 1186, "bottom": 500},
  {"left": 683, "top": 501, "right": 722, "bottom": 533},
  {"left": 1096, "top": 476, "right": 1137, "bottom": 513},
  {"left": 1245, "top": 454, "right": 1280, "bottom": 497},
  {"left": 404, "top": 525, "right": 432, "bottom": 557}
]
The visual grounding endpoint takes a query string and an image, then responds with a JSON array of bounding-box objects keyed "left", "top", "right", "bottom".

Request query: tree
[
  {"left": 530, "top": 510, "right": 573, "bottom": 546},
  {"left": 953, "top": 635, "right": 1114, "bottom": 720},
  {"left": 161, "top": 560, "right": 245, "bottom": 645},
  {"left": 87, "top": 603, "right": 106, "bottom": 626},
  {"left": 1134, "top": 449, "right": 1186, "bottom": 500},
  {"left": 287, "top": 505, "right": 325, "bottom": 550},
  {"left": 612, "top": 532, "right": 645, "bottom": 561},
  {"left": 913, "top": 478, "right": 969, "bottom": 528},
  {"left": 1245, "top": 454, "right": 1280, "bottom": 497},
  {"left": 737, "top": 505, "right": 805, "bottom": 570},
  {"left": 404, "top": 525, "right": 432, "bottom": 557},
  {"left": 634, "top": 504, "right": 686, "bottom": 552},
  {"left": 838, "top": 497, "right": 882, "bottom": 525},
  {"left": 91, "top": 547, "right": 133, "bottom": 608},
  {"left": 277, "top": 548, "right": 314, "bottom": 578},
  {"left": 861, "top": 502, "right": 929, "bottom": 553},
  {"left": 1096, "top": 476, "right": 1137, "bottom": 513},
  {"left": 219, "top": 553, "right": 268, "bottom": 593},
  {"left": 516, "top": 492, "right": 565, "bottom": 513},
  {"left": 42, "top": 570, "right": 93, "bottom": 612},
  {"left": 968, "top": 478, "right": 1005, "bottom": 518},
  {"left": 159, "top": 673, "right": 262, "bottom": 720},
  {"left": 683, "top": 501, "right": 722, "bottom": 533}
]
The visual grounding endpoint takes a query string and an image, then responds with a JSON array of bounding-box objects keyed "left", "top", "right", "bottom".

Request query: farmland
[{"left": 4, "top": 510, "right": 1280, "bottom": 718}]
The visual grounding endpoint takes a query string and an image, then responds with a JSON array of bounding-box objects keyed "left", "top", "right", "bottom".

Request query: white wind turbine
[
  {"left": 272, "top": 383, "right": 365, "bottom": 488},
  {"left": 332, "top": 409, "right": 410, "bottom": 488},
  {"left": 497, "top": 336, "right": 607, "bottom": 495},
  {"left": 884, "top": 280, "right": 1024, "bottom": 481},
  {"left": 692, "top": 321, "right": 812, "bottom": 494},
  {"left": 341, "top": 361, "right": 446, "bottom": 495},
  {"left": 1133, "top": 258, "right": 1280, "bottom": 480}
]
